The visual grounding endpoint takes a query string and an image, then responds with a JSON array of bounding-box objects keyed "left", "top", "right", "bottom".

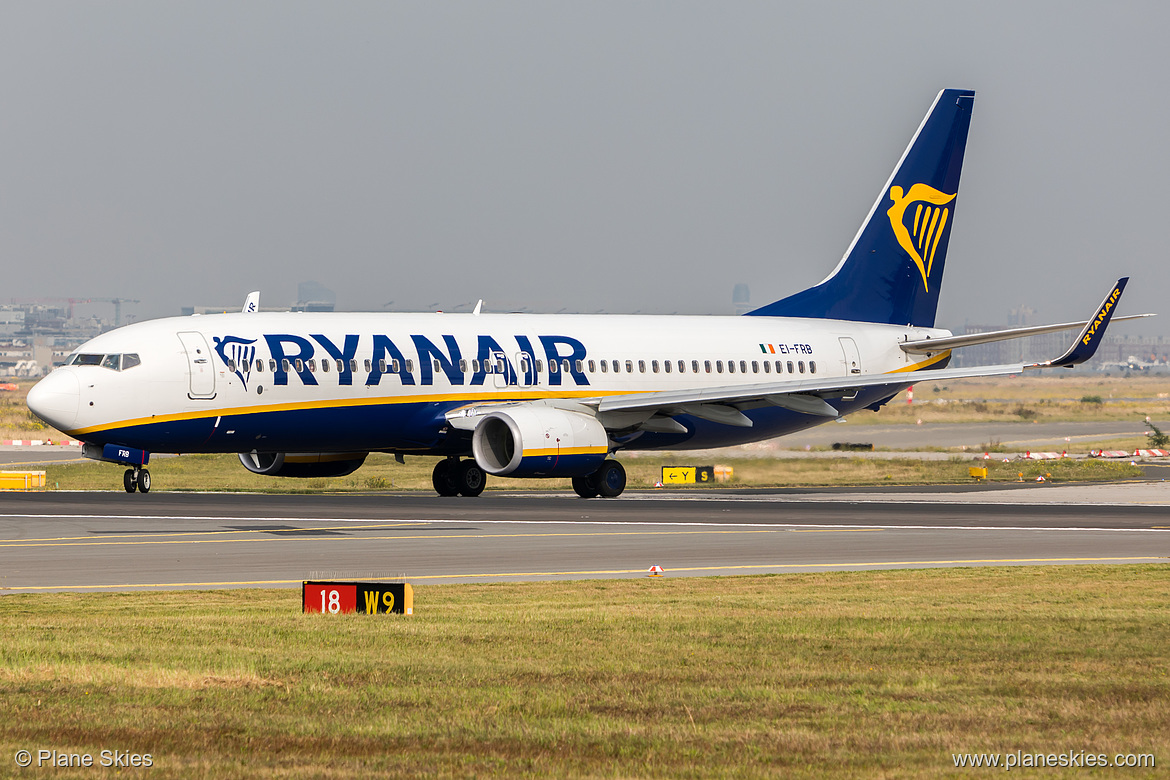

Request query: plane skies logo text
[{"left": 213, "top": 333, "right": 591, "bottom": 390}]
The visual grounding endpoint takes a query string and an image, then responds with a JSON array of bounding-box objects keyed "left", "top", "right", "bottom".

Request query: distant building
[
  {"left": 732, "top": 283, "right": 751, "bottom": 315},
  {"left": 294, "top": 281, "right": 336, "bottom": 313}
]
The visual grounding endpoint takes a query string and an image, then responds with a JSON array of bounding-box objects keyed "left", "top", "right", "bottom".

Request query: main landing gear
[
  {"left": 572, "top": 460, "right": 626, "bottom": 499},
  {"left": 432, "top": 457, "right": 486, "bottom": 497},
  {"left": 123, "top": 467, "right": 151, "bottom": 494}
]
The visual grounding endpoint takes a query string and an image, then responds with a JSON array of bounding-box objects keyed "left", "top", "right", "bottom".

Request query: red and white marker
[{"left": 648, "top": 565, "right": 664, "bottom": 576}]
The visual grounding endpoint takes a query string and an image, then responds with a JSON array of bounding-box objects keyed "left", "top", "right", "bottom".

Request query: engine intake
[
  {"left": 238, "top": 451, "right": 368, "bottom": 478},
  {"left": 472, "top": 407, "right": 609, "bottom": 478}
]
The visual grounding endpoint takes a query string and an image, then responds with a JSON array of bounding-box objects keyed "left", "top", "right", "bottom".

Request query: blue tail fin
[{"left": 747, "top": 89, "right": 975, "bottom": 327}]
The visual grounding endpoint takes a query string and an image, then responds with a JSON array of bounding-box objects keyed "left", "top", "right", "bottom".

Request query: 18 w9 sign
[{"left": 302, "top": 582, "right": 414, "bottom": 615}]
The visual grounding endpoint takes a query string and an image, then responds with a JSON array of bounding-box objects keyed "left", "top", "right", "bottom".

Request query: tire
[
  {"left": 138, "top": 469, "right": 151, "bottom": 494},
  {"left": 431, "top": 459, "right": 460, "bottom": 497},
  {"left": 595, "top": 460, "right": 626, "bottom": 498},
  {"left": 123, "top": 468, "right": 137, "bottom": 493},
  {"left": 571, "top": 474, "right": 599, "bottom": 498},
  {"left": 456, "top": 460, "right": 486, "bottom": 497}
]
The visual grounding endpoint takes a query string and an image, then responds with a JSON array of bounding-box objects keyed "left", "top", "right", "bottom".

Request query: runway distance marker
[{"left": 303, "top": 581, "right": 414, "bottom": 615}]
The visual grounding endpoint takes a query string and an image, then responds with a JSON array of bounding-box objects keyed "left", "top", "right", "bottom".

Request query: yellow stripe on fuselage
[
  {"left": 885, "top": 350, "right": 952, "bottom": 374},
  {"left": 69, "top": 388, "right": 608, "bottom": 436}
]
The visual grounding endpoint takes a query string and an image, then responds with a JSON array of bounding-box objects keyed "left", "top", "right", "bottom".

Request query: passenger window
[
  {"left": 692, "top": 360, "right": 699, "bottom": 373},
  {"left": 364, "top": 359, "right": 371, "bottom": 372},
  {"left": 613, "top": 360, "right": 620, "bottom": 373},
  {"left": 471, "top": 359, "right": 480, "bottom": 372},
  {"left": 282, "top": 359, "right": 291, "bottom": 372},
  {"left": 651, "top": 360, "right": 659, "bottom": 373},
  {"left": 321, "top": 360, "right": 330, "bottom": 373},
  {"left": 392, "top": 360, "right": 401, "bottom": 372},
  {"left": 255, "top": 359, "right": 264, "bottom": 373},
  {"left": 787, "top": 361, "right": 794, "bottom": 373},
  {"left": 625, "top": 360, "right": 633, "bottom": 373},
  {"left": 406, "top": 360, "right": 415, "bottom": 373},
  {"left": 741, "top": 360, "right": 748, "bottom": 373},
  {"left": 727, "top": 361, "right": 735, "bottom": 374},
  {"left": 679, "top": 360, "right": 686, "bottom": 373},
  {"left": 350, "top": 359, "right": 358, "bottom": 372},
  {"left": 433, "top": 359, "right": 442, "bottom": 372},
  {"left": 716, "top": 361, "right": 724, "bottom": 373},
  {"left": 704, "top": 360, "right": 711, "bottom": 373},
  {"left": 549, "top": 360, "right": 558, "bottom": 374},
  {"left": 225, "top": 358, "right": 235, "bottom": 373},
  {"left": 271, "top": 359, "right": 279, "bottom": 372},
  {"left": 459, "top": 359, "right": 468, "bottom": 372},
  {"left": 600, "top": 360, "right": 608, "bottom": 373},
  {"left": 638, "top": 360, "right": 646, "bottom": 373},
  {"left": 775, "top": 360, "right": 783, "bottom": 373},
  {"left": 575, "top": 359, "right": 584, "bottom": 373},
  {"left": 535, "top": 360, "right": 543, "bottom": 372},
  {"left": 763, "top": 361, "right": 770, "bottom": 374},
  {"left": 563, "top": 359, "right": 571, "bottom": 373},
  {"left": 588, "top": 360, "right": 596, "bottom": 373},
  {"left": 798, "top": 361, "right": 805, "bottom": 373},
  {"left": 307, "top": 359, "right": 316, "bottom": 372},
  {"left": 295, "top": 359, "right": 304, "bottom": 372},
  {"left": 664, "top": 360, "right": 671, "bottom": 373},
  {"left": 810, "top": 361, "right": 817, "bottom": 374},
  {"left": 337, "top": 359, "right": 345, "bottom": 372},
  {"left": 379, "top": 359, "right": 387, "bottom": 372}
]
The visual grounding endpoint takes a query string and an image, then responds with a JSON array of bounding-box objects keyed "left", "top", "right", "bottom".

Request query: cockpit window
[{"left": 68, "top": 353, "right": 141, "bottom": 371}]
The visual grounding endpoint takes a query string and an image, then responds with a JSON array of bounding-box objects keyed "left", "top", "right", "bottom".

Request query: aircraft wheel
[
  {"left": 123, "top": 468, "right": 138, "bottom": 493},
  {"left": 595, "top": 460, "right": 626, "bottom": 498},
  {"left": 456, "top": 460, "right": 486, "bottom": 497},
  {"left": 138, "top": 469, "right": 151, "bottom": 494},
  {"left": 431, "top": 459, "right": 460, "bottom": 497},
  {"left": 571, "top": 474, "right": 599, "bottom": 498}
]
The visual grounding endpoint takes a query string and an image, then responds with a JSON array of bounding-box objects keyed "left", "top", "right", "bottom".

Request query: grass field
[
  {"left": 37, "top": 451, "right": 1145, "bottom": 492},
  {"left": 1, "top": 566, "right": 1166, "bottom": 777}
]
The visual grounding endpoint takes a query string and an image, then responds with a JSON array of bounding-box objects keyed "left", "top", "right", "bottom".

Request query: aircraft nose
[{"left": 26, "top": 370, "right": 80, "bottom": 432}]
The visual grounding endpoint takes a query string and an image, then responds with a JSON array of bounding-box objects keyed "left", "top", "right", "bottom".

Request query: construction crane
[{"left": 88, "top": 298, "right": 140, "bottom": 328}]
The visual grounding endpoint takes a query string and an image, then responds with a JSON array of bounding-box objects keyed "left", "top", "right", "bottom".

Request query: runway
[{"left": 0, "top": 485, "right": 1167, "bottom": 592}]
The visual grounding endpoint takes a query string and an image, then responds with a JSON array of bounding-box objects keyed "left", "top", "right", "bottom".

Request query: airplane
[{"left": 26, "top": 88, "right": 1152, "bottom": 497}]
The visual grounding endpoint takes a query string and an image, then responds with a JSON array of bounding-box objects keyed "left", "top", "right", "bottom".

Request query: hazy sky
[{"left": 1, "top": 2, "right": 1167, "bottom": 335}]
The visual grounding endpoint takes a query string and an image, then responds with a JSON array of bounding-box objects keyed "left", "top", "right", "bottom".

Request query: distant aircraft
[
  {"left": 27, "top": 89, "right": 1152, "bottom": 496},
  {"left": 1110, "top": 355, "right": 1162, "bottom": 373}
]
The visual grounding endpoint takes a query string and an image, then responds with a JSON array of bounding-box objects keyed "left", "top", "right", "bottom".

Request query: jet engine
[
  {"left": 238, "top": 451, "right": 368, "bottom": 478},
  {"left": 471, "top": 406, "right": 609, "bottom": 478}
]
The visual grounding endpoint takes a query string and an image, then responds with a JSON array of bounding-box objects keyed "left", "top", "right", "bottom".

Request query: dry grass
[
  {"left": 39, "top": 451, "right": 1143, "bottom": 493},
  {"left": 0, "top": 567, "right": 1166, "bottom": 777}
]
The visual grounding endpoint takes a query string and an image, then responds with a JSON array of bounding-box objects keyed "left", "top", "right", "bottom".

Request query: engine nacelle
[
  {"left": 472, "top": 406, "right": 609, "bottom": 478},
  {"left": 238, "top": 451, "right": 368, "bottom": 478}
]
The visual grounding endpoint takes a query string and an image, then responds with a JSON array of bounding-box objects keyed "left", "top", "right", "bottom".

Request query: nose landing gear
[{"left": 123, "top": 467, "right": 151, "bottom": 494}]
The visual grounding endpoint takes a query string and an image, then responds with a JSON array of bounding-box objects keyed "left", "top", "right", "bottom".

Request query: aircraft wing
[{"left": 595, "top": 278, "right": 1135, "bottom": 426}]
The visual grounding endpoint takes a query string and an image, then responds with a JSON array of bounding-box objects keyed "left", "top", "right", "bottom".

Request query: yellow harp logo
[{"left": 887, "top": 183, "right": 956, "bottom": 291}]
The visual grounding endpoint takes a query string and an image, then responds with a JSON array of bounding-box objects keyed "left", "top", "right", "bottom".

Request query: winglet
[
  {"left": 1033, "top": 278, "right": 1128, "bottom": 368},
  {"left": 242, "top": 291, "right": 260, "bottom": 314}
]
